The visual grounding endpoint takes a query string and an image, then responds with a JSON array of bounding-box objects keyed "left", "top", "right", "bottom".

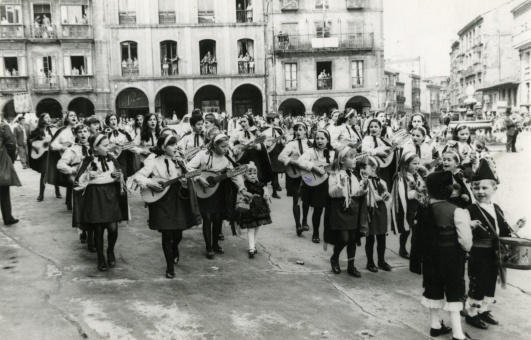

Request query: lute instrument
[
  {"left": 140, "top": 170, "right": 202, "bottom": 203},
  {"left": 195, "top": 165, "right": 248, "bottom": 199}
]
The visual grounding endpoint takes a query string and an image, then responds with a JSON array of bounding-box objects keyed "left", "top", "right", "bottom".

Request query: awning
[{"left": 477, "top": 80, "right": 519, "bottom": 92}]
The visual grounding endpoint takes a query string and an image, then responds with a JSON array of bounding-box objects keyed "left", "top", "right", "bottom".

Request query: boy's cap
[
  {"left": 472, "top": 159, "right": 497, "bottom": 182},
  {"left": 426, "top": 171, "right": 454, "bottom": 200}
]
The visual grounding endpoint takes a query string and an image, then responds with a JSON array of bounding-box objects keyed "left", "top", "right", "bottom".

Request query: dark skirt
[
  {"left": 29, "top": 151, "right": 48, "bottom": 174},
  {"left": 198, "top": 181, "right": 227, "bottom": 214},
  {"left": 46, "top": 150, "right": 69, "bottom": 187},
  {"left": 148, "top": 182, "right": 195, "bottom": 231},
  {"left": 238, "top": 196, "right": 272, "bottom": 229},
  {"left": 329, "top": 197, "right": 362, "bottom": 231},
  {"left": 285, "top": 175, "right": 302, "bottom": 197},
  {"left": 300, "top": 180, "right": 329, "bottom": 208},
  {"left": 75, "top": 183, "right": 128, "bottom": 224},
  {"left": 379, "top": 155, "right": 397, "bottom": 193},
  {"left": 367, "top": 201, "right": 388, "bottom": 235},
  {"left": 268, "top": 143, "right": 285, "bottom": 173}
]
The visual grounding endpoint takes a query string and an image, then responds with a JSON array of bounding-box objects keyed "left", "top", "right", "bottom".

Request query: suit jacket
[
  {"left": 504, "top": 117, "right": 516, "bottom": 136},
  {"left": 13, "top": 124, "right": 30, "bottom": 147},
  {"left": 0, "top": 122, "right": 21, "bottom": 186},
  {"left": 0, "top": 122, "right": 16, "bottom": 162}
]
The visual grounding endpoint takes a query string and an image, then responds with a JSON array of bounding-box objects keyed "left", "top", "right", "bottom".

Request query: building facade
[
  {"left": 383, "top": 68, "right": 398, "bottom": 115},
  {"left": 0, "top": 0, "right": 108, "bottom": 119},
  {"left": 512, "top": 0, "right": 531, "bottom": 114},
  {"left": 267, "top": 0, "right": 385, "bottom": 117}
]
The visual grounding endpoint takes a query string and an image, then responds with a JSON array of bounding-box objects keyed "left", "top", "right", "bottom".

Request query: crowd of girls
[{"left": 25, "top": 109, "right": 497, "bottom": 279}]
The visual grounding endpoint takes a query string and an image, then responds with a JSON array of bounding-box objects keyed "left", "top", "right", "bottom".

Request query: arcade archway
[
  {"left": 312, "top": 97, "right": 338, "bottom": 116},
  {"left": 194, "top": 85, "right": 225, "bottom": 114},
  {"left": 232, "top": 84, "right": 262, "bottom": 117},
  {"left": 36, "top": 98, "right": 63, "bottom": 119},
  {"left": 346, "top": 96, "right": 372, "bottom": 116},
  {"left": 279, "top": 98, "right": 305, "bottom": 117},
  {"left": 155, "top": 86, "right": 188, "bottom": 119},
  {"left": 115, "top": 87, "right": 149, "bottom": 118},
  {"left": 2, "top": 99, "right": 16, "bottom": 121},
  {"left": 68, "top": 97, "right": 95, "bottom": 117}
]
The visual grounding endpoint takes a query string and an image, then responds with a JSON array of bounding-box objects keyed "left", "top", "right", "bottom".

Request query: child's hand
[
  {"left": 264, "top": 193, "right": 271, "bottom": 200},
  {"left": 470, "top": 220, "right": 485, "bottom": 231},
  {"left": 89, "top": 170, "right": 101, "bottom": 179},
  {"left": 461, "top": 194, "right": 470, "bottom": 202},
  {"left": 381, "top": 192, "right": 391, "bottom": 201},
  {"left": 516, "top": 218, "right": 527, "bottom": 229},
  {"left": 375, "top": 195, "right": 383, "bottom": 202}
]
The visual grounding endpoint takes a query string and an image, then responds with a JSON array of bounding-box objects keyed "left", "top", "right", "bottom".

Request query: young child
[
  {"left": 460, "top": 160, "right": 526, "bottom": 330},
  {"left": 298, "top": 129, "right": 336, "bottom": 243},
  {"left": 278, "top": 122, "right": 310, "bottom": 236},
  {"left": 327, "top": 146, "right": 369, "bottom": 278},
  {"left": 178, "top": 114, "right": 204, "bottom": 152},
  {"left": 414, "top": 171, "right": 473, "bottom": 340},
  {"left": 402, "top": 126, "right": 439, "bottom": 167},
  {"left": 357, "top": 156, "right": 392, "bottom": 272},
  {"left": 237, "top": 162, "right": 272, "bottom": 258},
  {"left": 441, "top": 151, "right": 475, "bottom": 208},
  {"left": 391, "top": 152, "right": 427, "bottom": 259},
  {"left": 443, "top": 125, "right": 475, "bottom": 167},
  {"left": 473, "top": 140, "right": 498, "bottom": 181},
  {"left": 362, "top": 119, "right": 398, "bottom": 191}
]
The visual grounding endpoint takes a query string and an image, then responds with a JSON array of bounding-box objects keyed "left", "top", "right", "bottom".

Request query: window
[
  {"left": 198, "top": 0, "right": 215, "bottom": 23},
  {"left": 525, "top": 52, "right": 530, "bottom": 69},
  {"left": 237, "top": 39, "right": 255, "bottom": 74},
  {"left": 351, "top": 61, "right": 364, "bottom": 87},
  {"left": 119, "top": 0, "right": 136, "bottom": 24},
  {"left": 526, "top": 83, "right": 530, "bottom": 103},
  {"left": 158, "top": 0, "right": 176, "bottom": 24},
  {"left": 121, "top": 41, "right": 138, "bottom": 76},
  {"left": 0, "top": 5, "right": 22, "bottom": 24},
  {"left": 160, "top": 41, "right": 178, "bottom": 76},
  {"left": 236, "top": 0, "right": 252, "bottom": 23},
  {"left": 285, "top": 63, "right": 297, "bottom": 91},
  {"left": 199, "top": 40, "right": 217, "bottom": 75},
  {"left": 64, "top": 54, "right": 92, "bottom": 75},
  {"left": 315, "top": 21, "right": 331, "bottom": 38},
  {"left": 32, "top": 4, "right": 55, "bottom": 38},
  {"left": 3, "top": 57, "right": 19, "bottom": 76},
  {"left": 316, "top": 61, "right": 332, "bottom": 90},
  {"left": 61, "top": 5, "right": 89, "bottom": 24},
  {"left": 315, "top": 0, "right": 329, "bottom": 9},
  {"left": 34, "top": 56, "right": 58, "bottom": 88},
  {"left": 348, "top": 21, "right": 364, "bottom": 45}
]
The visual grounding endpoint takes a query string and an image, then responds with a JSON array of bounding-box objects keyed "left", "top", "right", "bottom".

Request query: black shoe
[
  {"left": 275, "top": 185, "right": 282, "bottom": 192},
  {"left": 206, "top": 250, "right": 215, "bottom": 259},
  {"left": 378, "top": 261, "right": 392, "bottom": 271},
  {"left": 56, "top": 193, "right": 62, "bottom": 199},
  {"left": 107, "top": 250, "right": 116, "bottom": 268},
  {"left": 218, "top": 233, "right": 225, "bottom": 241},
  {"left": 312, "top": 236, "right": 320, "bottom": 243},
  {"left": 296, "top": 225, "right": 303, "bottom": 236},
  {"left": 79, "top": 232, "right": 87, "bottom": 244},
  {"left": 254, "top": 248, "right": 258, "bottom": 254},
  {"left": 479, "top": 311, "right": 499, "bottom": 325},
  {"left": 37, "top": 196, "right": 43, "bottom": 202},
  {"left": 88, "top": 246, "right": 97, "bottom": 253},
  {"left": 272, "top": 193, "right": 281, "bottom": 199},
  {"left": 165, "top": 270, "right": 175, "bottom": 279},
  {"left": 4, "top": 219, "right": 19, "bottom": 226},
  {"left": 465, "top": 315, "right": 488, "bottom": 330},
  {"left": 366, "top": 263, "right": 378, "bottom": 273},
  {"left": 347, "top": 266, "right": 362, "bottom": 278},
  {"left": 430, "top": 321, "right": 452, "bottom": 337},
  {"left": 248, "top": 249, "right": 255, "bottom": 259},
  {"left": 97, "top": 258, "right": 108, "bottom": 272},
  {"left": 67, "top": 205, "right": 73, "bottom": 211},
  {"left": 399, "top": 250, "right": 410, "bottom": 259},
  {"left": 302, "top": 223, "right": 309, "bottom": 231},
  {"left": 330, "top": 258, "right": 341, "bottom": 274},
  {"left": 452, "top": 332, "right": 472, "bottom": 340},
  {"left": 212, "top": 245, "right": 224, "bottom": 254}
]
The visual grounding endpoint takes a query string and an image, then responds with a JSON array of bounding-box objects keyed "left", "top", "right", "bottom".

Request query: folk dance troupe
[{"left": 3, "top": 106, "right": 526, "bottom": 340}]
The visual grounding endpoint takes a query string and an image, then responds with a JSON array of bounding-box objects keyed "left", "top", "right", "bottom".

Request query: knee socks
[
  {"left": 365, "top": 235, "right": 376, "bottom": 265},
  {"left": 292, "top": 196, "right": 301, "bottom": 228},
  {"left": 312, "top": 207, "right": 323, "bottom": 237},
  {"left": 376, "top": 234, "right": 386, "bottom": 263}
]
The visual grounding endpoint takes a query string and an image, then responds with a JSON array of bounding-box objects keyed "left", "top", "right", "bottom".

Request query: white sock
[
  {"left": 248, "top": 228, "right": 255, "bottom": 250},
  {"left": 430, "top": 308, "right": 441, "bottom": 329},
  {"left": 254, "top": 227, "right": 260, "bottom": 246},
  {"left": 450, "top": 311, "right": 465, "bottom": 339}
]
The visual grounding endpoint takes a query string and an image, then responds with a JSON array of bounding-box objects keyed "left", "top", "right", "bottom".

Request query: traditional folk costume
[
  {"left": 177, "top": 130, "right": 205, "bottom": 152},
  {"left": 330, "top": 123, "right": 362, "bottom": 150},
  {"left": 362, "top": 134, "right": 397, "bottom": 191},
  {"left": 28, "top": 125, "right": 57, "bottom": 174},
  {"left": 402, "top": 140, "right": 438, "bottom": 164},
  {"left": 412, "top": 171, "right": 472, "bottom": 340},
  {"left": 132, "top": 143, "right": 201, "bottom": 277},
  {"left": 278, "top": 137, "right": 310, "bottom": 197},
  {"left": 48, "top": 126, "right": 76, "bottom": 209},
  {"left": 261, "top": 124, "right": 285, "bottom": 175},
  {"left": 238, "top": 163, "right": 272, "bottom": 230},
  {"left": 230, "top": 126, "right": 273, "bottom": 184}
]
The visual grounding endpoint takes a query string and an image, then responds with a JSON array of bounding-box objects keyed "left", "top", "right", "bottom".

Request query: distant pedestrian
[
  {"left": 0, "top": 119, "right": 21, "bottom": 225},
  {"left": 13, "top": 116, "right": 30, "bottom": 169},
  {"left": 503, "top": 108, "right": 518, "bottom": 153}
]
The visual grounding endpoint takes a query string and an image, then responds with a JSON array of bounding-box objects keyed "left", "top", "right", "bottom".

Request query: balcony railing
[
  {"left": 0, "top": 24, "right": 24, "bottom": 39},
  {"left": 0, "top": 77, "right": 27, "bottom": 92},
  {"left": 34, "top": 75, "right": 60, "bottom": 90},
  {"left": 351, "top": 77, "right": 364, "bottom": 88},
  {"left": 198, "top": 11, "right": 215, "bottom": 23},
  {"left": 200, "top": 61, "right": 217, "bottom": 75},
  {"left": 119, "top": 12, "right": 137, "bottom": 25},
  {"left": 281, "top": 0, "right": 299, "bottom": 11},
  {"left": 238, "top": 61, "right": 255, "bottom": 74},
  {"left": 396, "top": 94, "right": 406, "bottom": 103},
  {"left": 317, "top": 78, "right": 332, "bottom": 90},
  {"left": 159, "top": 11, "right": 176, "bottom": 24},
  {"left": 236, "top": 10, "right": 253, "bottom": 23},
  {"left": 346, "top": 0, "right": 365, "bottom": 9},
  {"left": 274, "top": 33, "right": 374, "bottom": 53},
  {"left": 61, "top": 24, "right": 91, "bottom": 38},
  {"left": 122, "top": 65, "right": 139, "bottom": 77},
  {"left": 30, "top": 25, "right": 57, "bottom": 39},
  {"left": 160, "top": 61, "right": 179, "bottom": 76},
  {"left": 66, "top": 76, "right": 92, "bottom": 91},
  {"left": 285, "top": 80, "right": 297, "bottom": 91}
]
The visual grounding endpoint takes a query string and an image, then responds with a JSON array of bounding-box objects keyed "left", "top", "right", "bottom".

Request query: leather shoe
[
  {"left": 79, "top": 231, "right": 87, "bottom": 244},
  {"left": 248, "top": 249, "right": 255, "bottom": 259},
  {"left": 452, "top": 332, "right": 472, "bottom": 340},
  {"left": 97, "top": 259, "right": 108, "bottom": 272},
  {"left": 347, "top": 266, "right": 362, "bottom": 278},
  {"left": 302, "top": 223, "right": 309, "bottom": 231},
  {"left": 206, "top": 250, "right": 215, "bottom": 259},
  {"left": 366, "top": 263, "right": 378, "bottom": 273},
  {"left": 296, "top": 225, "right": 303, "bottom": 236},
  {"left": 479, "top": 311, "right": 499, "bottom": 325},
  {"left": 4, "top": 219, "right": 19, "bottom": 226},
  {"left": 312, "top": 236, "right": 320, "bottom": 243},
  {"left": 212, "top": 245, "right": 224, "bottom": 254},
  {"left": 88, "top": 245, "right": 97, "bottom": 253},
  {"left": 430, "top": 321, "right": 452, "bottom": 337},
  {"left": 330, "top": 258, "right": 341, "bottom": 274},
  {"left": 465, "top": 315, "right": 488, "bottom": 330},
  {"left": 56, "top": 193, "right": 62, "bottom": 199},
  {"left": 173, "top": 249, "right": 180, "bottom": 265},
  {"left": 399, "top": 250, "right": 410, "bottom": 259},
  {"left": 378, "top": 261, "right": 392, "bottom": 271},
  {"left": 272, "top": 193, "right": 281, "bottom": 199},
  {"left": 218, "top": 233, "right": 225, "bottom": 241},
  {"left": 275, "top": 185, "right": 282, "bottom": 192},
  {"left": 165, "top": 270, "right": 175, "bottom": 279},
  {"left": 107, "top": 250, "right": 116, "bottom": 268},
  {"left": 37, "top": 196, "right": 44, "bottom": 202}
]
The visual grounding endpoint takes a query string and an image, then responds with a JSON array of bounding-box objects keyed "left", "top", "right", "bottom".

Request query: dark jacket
[
  {"left": 13, "top": 124, "right": 30, "bottom": 147},
  {"left": 0, "top": 123, "right": 21, "bottom": 186}
]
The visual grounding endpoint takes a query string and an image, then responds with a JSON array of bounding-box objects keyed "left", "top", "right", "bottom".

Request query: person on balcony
[
  {"left": 12, "top": 69, "right": 17, "bottom": 77},
  {"left": 1, "top": 17, "right": 8, "bottom": 25},
  {"left": 238, "top": 54, "right": 244, "bottom": 73},
  {"left": 318, "top": 70, "right": 326, "bottom": 88},
  {"left": 162, "top": 56, "right": 169, "bottom": 76},
  {"left": 249, "top": 57, "right": 255, "bottom": 73},
  {"left": 171, "top": 56, "right": 179, "bottom": 75},
  {"left": 133, "top": 57, "right": 138, "bottom": 68},
  {"left": 246, "top": 3, "right": 253, "bottom": 22}
]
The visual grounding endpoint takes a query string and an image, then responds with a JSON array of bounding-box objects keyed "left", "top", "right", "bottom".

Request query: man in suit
[
  {"left": 13, "top": 116, "right": 30, "bottom": 169},
  {"left": 0, "top": 118, "right": 20, "bottom": 225},
  {"left": 504, "top": 108, "right": 518, "bottom": 153}
]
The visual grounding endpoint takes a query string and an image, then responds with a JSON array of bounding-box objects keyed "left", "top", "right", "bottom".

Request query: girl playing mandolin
[
  {"left": 105, "top": 113, "right": 137, "bottom": 179},
  {"left": 298, "top": 129, "right": 336, "bottom": 243},
  {"left": 132, "top": 135, "right": 199, "bottom": 279}
]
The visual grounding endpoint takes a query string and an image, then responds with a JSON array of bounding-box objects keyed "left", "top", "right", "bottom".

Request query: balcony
[
  {"left": 160, "top": 60, "right": 179, "bottom": 76},
  {"left": 65, "top": 75, "right": 92, "bottom": 92},
  {"left": 121, "top": 65, "right": 139, "bottom": 77},
  {"left": 119, "top": 12, "right": 137, "bottom": 25},
  {"left": 274, "top": 33, "right": 374, "bottom": 54},
  {"left": 159, "top": 11, "right": 176, "bottom": 24},
  {"left": 30, "top": 25, "right": 57, "bottom": 39},
  {"left": 281, "top": 0, "right": 299, "bottom": 11},
  {"left": 198, "top": 11, "right": 215, "bottom": 23},
  {"left": 0, "top": 77, "right": 28, "bottom": 92},
  {"left": 396, "top": 94, "right": 406, "bottom": 103},
  {"left": 0, "top": 25, "right": 24, "bottom": 39},
  {"left": 346, "top": 0, "right": 365, "bottom": 9},
  {"left": 285, "top": 80, "right": 297, "bottom": 91},
  {"left": 236, "top": 10, "right": 253, "bottom": 23},
  {"left": 33, "top": 75, "right": 60, "bottom": 93},
  {"left": 200, "top": 61, "right": 217, "bottom": 75},
  {"left": 238, "top": 61, "right": 255, "bottom": 74},
  {"left": 61, "top": 24, "right": 92, "bottom": 39},
  {"left": 317, "top": 78, "right": 332, "bottom": 90}
]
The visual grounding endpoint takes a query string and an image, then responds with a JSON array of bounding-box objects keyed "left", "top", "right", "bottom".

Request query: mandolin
[
  {"left": 233, "top": 135, "right": 266, "bottom": 161},
  {"left": 31, "top": 136, "right": 52, "bottom": 159},
  {"left": 140, "top": 170, "right": 202, "bottom": 203},
  {"left": 195, "top": 165, "right": 248, "bottom": 199},
  {"left": 108, "top": 142, "right": 136, "bottom": 158},
  {"left": 300, "top": 152, "right": 369, "bottom": 187}
]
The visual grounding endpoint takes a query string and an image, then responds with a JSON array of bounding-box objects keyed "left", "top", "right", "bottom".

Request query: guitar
[
  {"left": 285, "top": 154, "right": 302, "bottom": 178},
  {"left": 195, "top": 165, "right": 248, "bottom": 199},
  {"left": 301, "top": 152, "right": 369, "bottom": 187},
  {"left": 31, "top": 136, "right": 52, "bottom": 159},
  {"left": 265, "top": 134, "right": 287, "bottom": 153},
  {"left": 108, "top": 142, "right": 136, "bottom": 158},
  {"left": 140, "top": 170, "right": 202, "bottom": 203},
  {"left": 233, "top": 135, "right": 267, "bottom": 161},
  {"left": 183, "top": 146, "right": 202, "bottom": 160},
  {"left": 374, "top": 132, "right": 411, "bottom": 168}
]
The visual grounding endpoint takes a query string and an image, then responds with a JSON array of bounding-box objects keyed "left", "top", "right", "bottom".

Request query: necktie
[
  {"left": 346, "top": 126, "right": 352, "bottom": 139},
  {"left": 415, "top": 144, "right": 421, "bottom": 157},
  {"left": 372, "top": 136, "right": 378, "bottom": 148},
  {"left": 165, "top": 158, "right": 171, "bottom": 177},
  {"left": 46, "top": 126, "right": 52, "bottom": 136},
  {"left": 413, "top": 173, "right": 418, "bottom": 185},
  {"left": 244, "top": 130, "right": 251, "bottom": 139},
  {"left": 194, "top": 134, "right": 199, "bottom": 147},
  {"left": 297, "top": 139, "right": 303, "bottom": 154},
  {"left": 150, "top": 133, "right": 155, "bottom": 146},
  {"left": 97, "top": 156, "right": 109, "bottom": 172},
  {"left": 112, "top": 129, "right": 119, "bottom": 138},
  {"left": 81, "top": 145, "right": 88, "bottom": 157}
]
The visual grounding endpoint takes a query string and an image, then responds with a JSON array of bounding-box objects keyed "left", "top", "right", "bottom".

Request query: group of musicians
[{"left": 13, "top": 107, "right": 527, "bottom": 340}]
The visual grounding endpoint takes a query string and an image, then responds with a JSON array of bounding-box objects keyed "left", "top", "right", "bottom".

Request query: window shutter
[
  {"left": 64, "top": 56, "right": 71, "bottom": 75},
  {"left": 18, "top": 56, "right": 26, "bottom": 76},
  {"left": 0, "top": 58, "right": 4, "bottom": 77},
  {"left": 85, "top": 55, "right": 92, "bottom": 75}
]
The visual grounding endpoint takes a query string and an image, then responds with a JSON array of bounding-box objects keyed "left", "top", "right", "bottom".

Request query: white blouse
[
  {"left": 298, "top": 148, "right": 336, "bottom": 171},
  {"left": 50, "top": 127, "right": 75, "bottom": 152},
  {"left": 330, "top": 124, "right": 361, "bottom": 150},
  {"left": 57, "top": 143, "right": 90, "bottom": 175},
  {"left": 278, "top": 139, "right": 310, "bottom": 166},
  {"left": 328, "top": 170, "right": 367, "bottom": 198},
  {"left": 132, "top": 155, "right": 185, "bottom": 189},
  {"left": 229, "top": 127, "right": 262, "bottom": 151},
  {"left": 186, "top": 149, "right": 244, "bottom": 190}
]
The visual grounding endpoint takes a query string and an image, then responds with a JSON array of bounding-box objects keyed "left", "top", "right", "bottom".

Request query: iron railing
[
  {"left": 274, "top": 33, "right": 374, "bottom": 52},
  {"left": 61, "top": 24, "right": 91, "bottom": 38},
  {"left": 200, "top": 61, "right": 217, "bottom": 75},
  {"left": 0, "top": 77, "right": 27, "bottom": 91},
  {"left": 34, "top": 75, "right": 60, "bottom": 90},
  {"left": 317, "top": 78, "right": 332, "bottom": 90},
  {"left": 119, "top": 12, "right": 137, "bottom": 25},
  {"left": 236, "top": 10, "right": 253, "bottom": 23},
  {"left": 30, "top": 25, "right": 57, "bottom": 39},
  {"left": 238, "top": 61, "right": 255, "bottom": 74},
  {"left": 66, "top": 76, "right": 92, "bottom": 90},
  {"left": 122, "top": 65, "right": 139, "bottom": 77},
  {"left": 0, "top": 24, "right": 24, "bottom": 38},
  {"left": 159, "top": 11, "right": 176, "bottom": 24}
]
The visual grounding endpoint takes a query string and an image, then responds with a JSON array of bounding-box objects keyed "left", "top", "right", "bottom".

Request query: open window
[
  {"left": 315, "top": 21, "right": 331, "bottom": 38},
  {"left": 158, "top": 0, "right": 176, "bottom": 24},
  {"left": 61, "top": 4, "right": 89, "bottom": 24},
  {"left": 160, "top": 40, "right": 178, "bottom": 76},
  {"left": 236, "top": 0, "right": 252, "bottom": 23},
  {"left": 198, "top": 0, "right": 215, "bottom": 23},
  {"left": 199, "top": 39, "right": 217, "bottom": 75},
  {"left": 121, "top": 41, "right": 138, "bottom": 76},
  {"left": 32, "top": 3, "right": 55, "bottom": 38},
  {"left": 237, "top": 39, "right": 254, "bottom": 74},
  {"left": 315, "top": 0, "right": 329, "bottom": 9},
  {"left": 316, "top": 61, "right": 332, "bottom": 90},
  {"left": 3, "top": 57, "right": 18, "bottom": 76},
  {"left": 0, "top": 5, "right": 22, "bottom": 24}
]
